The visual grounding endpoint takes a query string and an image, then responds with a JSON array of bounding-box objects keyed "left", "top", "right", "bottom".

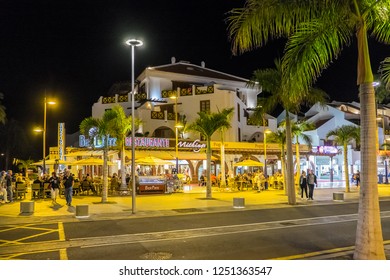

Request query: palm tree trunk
[
  {"left": 343, "top": 143, "right": 350, "bottom": 192},
  {"left": 101, "top": 142, "right": 109, "bottom": 203},
  {"left": 206, "top": 138, "right": 212, "bottom": 199},
  {"left": 285, "top": 111, "right": 296, "bottom": 204},
  {"left": 281, "top": 146, "right": 287, "bottom": 195},
  {"left": 220, "top": 141, "right": 226, "bottom": 187},
  {"left": 354, "top": 83, "right": 385, "bottom": 259},
  {"left": 120, "top": 143, "right": 127, "bottom": 191},
  {"left": 353, "top": 22, "right": 385, "bottom": 259},
  {"left": 295, "top": 137, "right": 301, "bottom": 194}
]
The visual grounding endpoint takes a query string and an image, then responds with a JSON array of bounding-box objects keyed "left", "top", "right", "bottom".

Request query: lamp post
[
  {"left": 170, "top": 90, "right": 182, "bottom": 174},
  {"left": 35, "top": 96, "right": 56, "bottom": 176},
  {"left": 126, "top": 38, "right": 143, "bottom": 214},
  {"left": 382, "top": 112, "right": 388, "bottom": 184},
  {"left": 263, "top": 128, "right": 272, "bottom": 190}
]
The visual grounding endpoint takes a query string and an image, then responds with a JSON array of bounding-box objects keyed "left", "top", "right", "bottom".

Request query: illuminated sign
[
  {"left": 311, "top": 146, "right": 339, "bottom": 155},
  {"left": 79, "top": 135, "right": 169, "bottom": 149},
  {"left": 178, "top": 139, "right": 206, "bottom": 152},
  {"left": 58, "top": 123, "right": 65, "bottom": 160}
]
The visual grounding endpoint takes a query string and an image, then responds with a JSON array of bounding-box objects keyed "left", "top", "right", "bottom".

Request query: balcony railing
[
  {"left": 151, "top": 111, "right": 177, "bottom": 120},
  {"left": 247, "top": 118, "right": 268, "bottom": 126},
  {"left": 161, "top": 85, "right": 213, "bottom": 98}
]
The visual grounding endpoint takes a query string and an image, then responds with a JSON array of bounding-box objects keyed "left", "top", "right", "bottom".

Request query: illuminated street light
[
  {"left": 34, "top": 96, "right": 56, "bottom": 176},
  {"left": 264, "top": 128, "right": 272, "bottom": 189},
  {"left": 170, "top": 91, "right": 182, "bottom": 174},
  {"left": 126, "top": 38, "right": 143, "bottom": 214}
]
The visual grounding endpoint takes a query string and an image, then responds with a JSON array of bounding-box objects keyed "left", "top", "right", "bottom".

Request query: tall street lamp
[
  {"left": 263, "top": 128, "right": 272, "bottom": 190},
  {"left": 35, "top": 96, "right": 56, "bottom": 176},
  {"left": 126, "top": 38, "right": 143, "bottom": 214},
  {"left": 170, "top": 90, "right": 182, "bottom": 174}
]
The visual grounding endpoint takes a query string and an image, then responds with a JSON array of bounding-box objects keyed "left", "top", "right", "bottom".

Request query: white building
[{"left": 88, "top": 59, "right": 283, "bottom": 179}]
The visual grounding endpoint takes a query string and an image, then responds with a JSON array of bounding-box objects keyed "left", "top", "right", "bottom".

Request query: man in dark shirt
[
  {"left": 63, "top": 170, "right": 74, "bottom": 206},
  {"left": 6, "top": 170, "right": 13, "bottom": 203}
]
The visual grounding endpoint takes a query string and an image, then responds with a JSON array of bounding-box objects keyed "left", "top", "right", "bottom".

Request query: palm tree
[
  {"left": 227, "top": 0, "right": 390, "bottom": 260},
  {"left": 326, "top": 125, "right": 360, "bottom": 193},
  {"left": 267, "top": 129, "right": 287, "bottom": 194},
  {"left": 105, "top": 105, "right": 141, "bottom": 191},
  {"left": 0, "top": 93, "right": 6, "bottom": 124},
  {"left": 247, "top": 59, "right": 327, "bottom": 205},
  {"left": 218, "top": 107, "right": 234, "bottom": 188},
  {"left": 14, "top": 158, "right": 35, "bottom": 178},
  {"left": 291, "top": 120, "right": 315, "bottom": 188},
  {"left": 80, "top": 113, "right": 114, "bottom": 203},
  {"left": 187, "top": 108, "right": 233, "bottom": 199}
]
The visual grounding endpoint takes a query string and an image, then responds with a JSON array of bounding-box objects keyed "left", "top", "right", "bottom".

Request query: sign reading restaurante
[{"left": 79, "top": 135, "right": 170, "bottom": 148}]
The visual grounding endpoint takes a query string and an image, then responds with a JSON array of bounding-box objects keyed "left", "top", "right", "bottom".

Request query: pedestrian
[
  {"left": 0, "top": 171, "right": 8, "bottom": 203},
  {"left": 299, "top": 170, "right": 308, "bottom": 199},
  {"left": 5, "top": 170, "right": 13, "bottom": 203},
  {"left": 355, "top": 171, "right": 360, "bottom": 187},
  {"left": 48, "top": 171, "right": 60, "bottom": 204},
  {"left": 62, "top": 170, "right": 74, "bottom": 206},
  {"left": 307, "top": 169, "right": 317, "bottom": 200}
]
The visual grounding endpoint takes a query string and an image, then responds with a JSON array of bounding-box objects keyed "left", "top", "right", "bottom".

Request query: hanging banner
[{"left": 58, "top": 123, "right": 65, "bottom": 160}]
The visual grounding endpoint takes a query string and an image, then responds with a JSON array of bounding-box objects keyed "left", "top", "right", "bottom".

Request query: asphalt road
[{"left": 1, "top": 201, "right": 390, "bottom": 260}]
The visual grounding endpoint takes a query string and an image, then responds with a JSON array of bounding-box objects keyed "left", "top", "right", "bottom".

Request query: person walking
[
  {"left": 48, "top": 172, "right": 60, "bottom": 204},
  {"left": 63, "top": 170, "right": 74, "bottom": 206},
  {"left": 5, "top": 170, "right": 13, "bottom": 203},
  {"left": 299, "top": 170, "right": 308, "bottom": 199},
  {"left": 355, "top": 171, "right": 360, "bottom": 187},
  {"left": 307, "top": 169, "right": 317, "bottom": 200}
]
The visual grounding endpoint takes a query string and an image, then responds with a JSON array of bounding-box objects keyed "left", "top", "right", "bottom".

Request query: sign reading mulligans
[
  {"left": 177, "top": 139, "right": 206, "bottom": 152},
  {"left": 79, "top": 135, "right": 170, "bottom": 149}
]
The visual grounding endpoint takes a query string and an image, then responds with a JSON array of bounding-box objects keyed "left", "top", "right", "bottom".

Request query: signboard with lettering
[
  {"left": 79, "top": 135, "right": 169, "bottom": 149},
  {"left": 177, "top": 139, "right": 206, "bottom": 152},
  {"left": 58, "top": 123, "right": 65, "bottom": 160},
  {"left": 311, "top": 146, "right": 340, "bottom": 155}
]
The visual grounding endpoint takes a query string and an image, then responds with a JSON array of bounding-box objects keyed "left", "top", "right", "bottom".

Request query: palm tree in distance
[
  {"left": 80, "top": 114, "right": 113, "bottom": 203},
  {"left": 266, "top": 129, "right": 287, "bottom": 195},
  {"left": 247, "top": 59, "right": 327, "bottom": 205},
  {"left": 0, "top": 93, "right": 6, "bottom": 124},
  {"left": 290, "top": 120, "right": 315, "bottom": 189},
  {"left": 106, "top": 105, "right": 141, "bottom": 191},
  {"left": 326, "top": 125, "right": 360, "bottom": 193},
  {"left": 187, "top": 108, "right": 233, "bottom": 199},
  {"left": 227, "top": 0, "right": 390, "bottom": 260}
]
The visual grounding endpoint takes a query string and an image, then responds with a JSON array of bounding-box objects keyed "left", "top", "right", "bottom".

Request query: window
[{"left": 200, "top": 100, "right": 210, "bottom": 112}]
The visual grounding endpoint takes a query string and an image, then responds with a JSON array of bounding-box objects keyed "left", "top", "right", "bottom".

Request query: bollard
[
  {"left": 233, "top": 197, "right": 245, "bottom": 209},
  {"left": 76, "top": 204, "right": 89, "bottom": 218},
  {"left": 20, "top": 201, "right": 35, "bottom": 214},
  {"left": 333, "top": 192, "right": 344, "bottom": 202}
]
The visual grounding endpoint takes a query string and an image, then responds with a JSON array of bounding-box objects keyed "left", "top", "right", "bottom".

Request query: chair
[
  {"left": 80, "top": 180, "right": 92, "bottom": 195},
  {"left": 73, "top": 182, "right": 81, "bottom": 196},
  {"left": 14, "top": 183, "right": 27, "bottom": 200},
  {"left": 42, "top": 182, "right": 51, "bottom": 199},
  {"left": 31, "top": 183, "right": 43, "bottom": 199}
]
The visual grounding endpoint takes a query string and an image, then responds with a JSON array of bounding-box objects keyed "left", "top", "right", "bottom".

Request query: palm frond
[{"left": 283, "top": 12, "right": 353, "bottom": 92}]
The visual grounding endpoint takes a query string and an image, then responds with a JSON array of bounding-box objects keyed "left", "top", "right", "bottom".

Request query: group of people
[
  {"left": 299, "top": 169, "right": 317, "bottom": 200},
  {"left": 0, "top": 170, "right": 14, "bottom": 203}
]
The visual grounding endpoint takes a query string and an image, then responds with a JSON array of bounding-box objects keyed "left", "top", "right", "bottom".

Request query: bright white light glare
[{"left": 125, "top": 39, "right": 143, "bottom": 47}]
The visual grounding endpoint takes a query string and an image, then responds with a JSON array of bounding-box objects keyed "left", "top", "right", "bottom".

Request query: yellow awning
[{"left": 124, "top": 150, "right": 216, "bottom": 161}]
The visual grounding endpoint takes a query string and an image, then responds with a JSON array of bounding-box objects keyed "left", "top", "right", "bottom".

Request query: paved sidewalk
[{"left": 1, "top": 184, "right": 390, "bottom": 225}]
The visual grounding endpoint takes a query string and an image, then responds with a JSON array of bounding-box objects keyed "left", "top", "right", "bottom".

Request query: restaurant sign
[
  {"left": 311, "top": 146, "right": 340, "bottom": 155},
  {"left": 177, "top": 139, "right": 206, "bottom": 152},
  {"left": 79, "top": 135, "right": 170, "bottom": 149}
]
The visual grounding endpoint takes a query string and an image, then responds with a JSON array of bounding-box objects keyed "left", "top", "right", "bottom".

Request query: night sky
[{"left": 1, "top": 0, "right": 390, "bottom": 157}]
